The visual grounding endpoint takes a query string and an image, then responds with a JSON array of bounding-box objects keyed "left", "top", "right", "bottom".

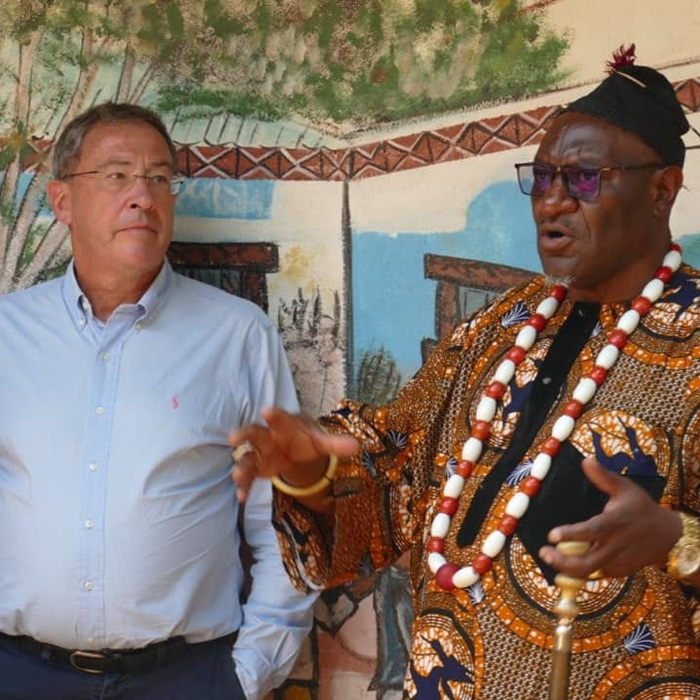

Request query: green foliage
[
  {"left": 473, "top": 1, "right": 569, "bottom": 103},
  {"left": 18, "top": 219, "right": 51, "bottom": 270},
  {"left": 355, "top": 347, "right": 403, "bottom": 405},
  {"left": 2, "top": 1, "right": 571, "bottom": 133},
  {"left": 1, "top": 0, "right": 571, "bottom": 132},
  {"left": 146, "top": 0, "right": 569, "bottom": 128},
  {"left": 156, "top": 84, "right": 284, "bottom": 121},
  {"left": 204, "top": 0, "right": 246, "bottom": 37},
  {"left": 33, "top": 256, "right": 70, "bottom": 284}
]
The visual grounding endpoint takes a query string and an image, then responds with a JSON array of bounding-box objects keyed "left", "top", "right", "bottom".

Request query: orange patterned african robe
[{"left": 273, "top": 266, "right": 700, "bottom": 699}]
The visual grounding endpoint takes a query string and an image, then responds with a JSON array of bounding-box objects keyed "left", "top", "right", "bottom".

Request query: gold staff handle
[{"left": 548, "top": 541, "right": 591, "bottom": 700}]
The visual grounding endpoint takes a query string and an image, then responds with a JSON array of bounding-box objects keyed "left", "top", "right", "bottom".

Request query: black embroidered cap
[{"left": 563, "top": 44, "right": 689, "bottom": 166}]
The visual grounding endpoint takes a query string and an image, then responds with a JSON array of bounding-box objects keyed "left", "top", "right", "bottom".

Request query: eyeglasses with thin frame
[
  {"left": 514, "top": 162, "right": 664, "bottom": 201},
  {"left": 63, "top": 170, "right": 186, "bottom": 196}
]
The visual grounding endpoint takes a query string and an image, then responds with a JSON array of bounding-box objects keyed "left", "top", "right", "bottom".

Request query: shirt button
[
  {"left": 541, "top": 376, "right": 552, "bottom": 385},
  {"left": 95, "top": 406, "right": 105, "bottom": 415},
  {"left": 78, "top": 318, "right": 86, "bottom": 327},
  {"left": 135, "top": 322, "right": 143, "bottom": 331},
  {"left": 84, "top": 519, "right": 94, "bottom": 529},
  {"left": 101, "top": 352, "right": 111, "bottom": 361},
  {"left": 88, "top": 462, "right": 98, "bottom": 472},
  {"left": 83, "top": 581, "right": 94, "bottom": 591}
]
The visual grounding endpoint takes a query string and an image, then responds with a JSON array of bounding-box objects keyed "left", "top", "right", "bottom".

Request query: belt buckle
[{"left": 69, "top": 649, "right": 107, "bottom": 674}]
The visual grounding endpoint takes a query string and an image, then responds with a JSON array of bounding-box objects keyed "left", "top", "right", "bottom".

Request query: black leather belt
[{"left": 0, "top": 631, "right": 237, "bottom": 675}]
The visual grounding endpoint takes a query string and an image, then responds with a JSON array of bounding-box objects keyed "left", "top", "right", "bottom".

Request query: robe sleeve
[{"left": 272, "top": 318, "right": 483, "bottom": 591}]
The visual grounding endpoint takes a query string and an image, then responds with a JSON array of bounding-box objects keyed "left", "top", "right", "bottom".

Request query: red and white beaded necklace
[{"left": 428, "top": 243, "right": 683, "bottom": 591}]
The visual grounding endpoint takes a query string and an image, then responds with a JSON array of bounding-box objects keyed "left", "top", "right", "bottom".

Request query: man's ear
[
  {"left": 652, "top": 165, "right": 684, "bottom": 217},
  {"left": 46, "top": 179, "right": 72, "bottom": 226}
]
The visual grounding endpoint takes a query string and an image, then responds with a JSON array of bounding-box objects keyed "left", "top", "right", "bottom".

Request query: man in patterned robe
[{"left": 232, "top": 49, "right": 700, "bottom": 698}]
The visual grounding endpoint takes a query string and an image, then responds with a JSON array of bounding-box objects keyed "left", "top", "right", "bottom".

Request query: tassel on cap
[
  {"left": 606, "top": 44, "right": 636, "bottom": 74},
  {"left": 564, "top": 44, "right": 689, "bottom": 166}
]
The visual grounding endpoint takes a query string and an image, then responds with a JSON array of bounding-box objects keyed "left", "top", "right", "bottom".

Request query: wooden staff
[{"left": 548, "top": 541, "right": 591, "bottom": 700}]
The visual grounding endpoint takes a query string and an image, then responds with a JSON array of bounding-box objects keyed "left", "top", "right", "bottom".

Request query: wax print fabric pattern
[{"left": 274, "top": 265, "right": 700, "bottom": 699}]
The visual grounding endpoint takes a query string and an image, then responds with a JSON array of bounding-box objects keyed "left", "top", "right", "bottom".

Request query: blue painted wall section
[
  {"left": 352, "top": 182, "right": 541, "bottom": 379},
  {"left": 176, "top": 179, "right": 275, "bottom": 220}
]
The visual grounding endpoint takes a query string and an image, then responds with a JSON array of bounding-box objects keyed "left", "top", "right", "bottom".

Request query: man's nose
[
  {"left": 536, "top": 173, "right": 578, "bottom": 215},
  {"left": 126, "top": 176, "right": 156, "bottom": 208}
]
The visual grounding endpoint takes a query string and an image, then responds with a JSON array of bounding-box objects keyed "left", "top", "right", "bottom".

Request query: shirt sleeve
[
  {"left": 233, "top": 479, "right": 318, "bottom": 700},
  {"left": 232, "top": 319, "right": 318, "bottom": 700}
]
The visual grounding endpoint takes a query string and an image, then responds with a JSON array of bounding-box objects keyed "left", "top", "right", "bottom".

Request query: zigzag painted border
[{"left": 176, "top": 77, "right": 700, "bottom": 182}]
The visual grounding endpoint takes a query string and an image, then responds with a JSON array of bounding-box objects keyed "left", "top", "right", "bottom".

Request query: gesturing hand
[
  {"left": 229, "top": 407, "right": 360, "bottom": 503},
  {"left": 539, "top": 457, "right": 681, "bottom": 579}
]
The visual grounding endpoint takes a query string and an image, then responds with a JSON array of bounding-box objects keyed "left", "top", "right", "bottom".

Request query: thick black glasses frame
[{"left": 514, "top": 162, "right": 664, "bottom": 201}]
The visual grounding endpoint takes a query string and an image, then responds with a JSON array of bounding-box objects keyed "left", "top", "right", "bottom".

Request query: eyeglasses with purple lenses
[{"left": 514, "top": 162, "right": 664, "bottom": 201}]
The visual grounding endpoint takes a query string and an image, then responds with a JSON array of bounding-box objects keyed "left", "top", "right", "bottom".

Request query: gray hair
[{"left": 52, "top": 102, "right": 177, "bottom": 179}]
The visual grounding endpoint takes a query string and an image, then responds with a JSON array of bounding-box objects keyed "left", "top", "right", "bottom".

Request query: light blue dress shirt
[{"left": 0, "top": 261, "right": 317, "bottom": 699}]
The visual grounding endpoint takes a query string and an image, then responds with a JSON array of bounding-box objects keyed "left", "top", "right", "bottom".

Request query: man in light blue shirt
[{"left": 0, "top": 102, "right": 317, "bottom": 700}]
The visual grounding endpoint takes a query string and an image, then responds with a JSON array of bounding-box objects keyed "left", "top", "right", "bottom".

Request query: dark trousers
[{"left": 0, "top": 635, "right": 246, "bottom": 700}]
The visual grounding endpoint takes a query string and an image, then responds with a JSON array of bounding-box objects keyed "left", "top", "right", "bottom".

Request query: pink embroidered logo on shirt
[{"left": 171, "top": 395, "right": 179, "bottom": 409}]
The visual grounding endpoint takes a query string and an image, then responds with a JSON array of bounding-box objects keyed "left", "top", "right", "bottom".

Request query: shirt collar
[
  {"left": 137, "top": 261, "right": 171, "bottom": 322},
  {"left": 62, "top": 259, "right": 173, "bottom": 331}
]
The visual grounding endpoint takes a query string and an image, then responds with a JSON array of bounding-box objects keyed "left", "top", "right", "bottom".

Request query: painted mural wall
[{"left": 3, "top": 1, "right": 700, "bottom": 698}]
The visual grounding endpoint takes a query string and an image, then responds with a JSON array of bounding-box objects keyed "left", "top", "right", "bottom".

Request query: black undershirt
[{"left": 456, "top": 302, "right": 610, "bottom": 584}]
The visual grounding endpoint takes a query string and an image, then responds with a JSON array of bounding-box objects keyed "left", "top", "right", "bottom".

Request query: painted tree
[
  {"left": 0, "top": 0, "right": 567, "bottom": 292},
  {"left": 0, "top": 0, "right": 247, "bottom": 292}
]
